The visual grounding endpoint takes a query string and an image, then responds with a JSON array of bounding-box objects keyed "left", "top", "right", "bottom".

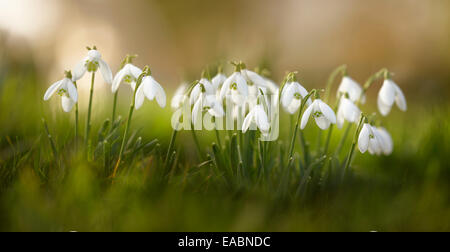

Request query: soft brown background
[{"left": 1, "top": 0, "right": 449, "bottom": 100}]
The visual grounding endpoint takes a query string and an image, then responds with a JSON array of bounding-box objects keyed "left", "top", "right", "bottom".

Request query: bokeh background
[{"left": 1, "top": 0, "right": 449, "bottom": 99}]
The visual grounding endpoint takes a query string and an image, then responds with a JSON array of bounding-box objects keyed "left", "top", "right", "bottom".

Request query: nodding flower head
[
  {"left": 171, "top": 83, "right": 188, "bottom": 110},
  {"left": 281, "top": 80, "right": 312, "bottom": 114},
  {"left": 242, "top": 104, "right": 270, "bottom": 134},
  {"left": 135, "top": 67, "right": 166, "bottom": 109},
  {"left": 192, "top": 94, "right": 225, "bottom": 125},
  {"left": 112, "top": 55, "right": 143, "bottom": 93},
  {"left": 358, "top": 123, "right": 390, "bottom": 155},
  {"left": 301, "top": 99, "right": 337, "bottom": 130},
  {"left": 219, "top": 71, "right": 248, "bottom": 106},
  {"left": 378, "top": 79, "right": 407, "bottom": 116},
  {"left": 337, "top": 76, "right": 365, "bottom": 104},
  {"left": 337, "top": 97, "right": 361, "bottom": 128},
  {"left": 72, "top": 46, "right": 113, "bottom": 85},
  {"left": 190, "top": 78, "right": 214, "bottom": 105},
  {"left": 44, "top": 71, "right": 78, "bottom": 113}
]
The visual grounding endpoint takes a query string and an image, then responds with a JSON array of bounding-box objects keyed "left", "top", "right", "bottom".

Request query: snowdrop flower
[
  {"left": 358, "top": 124, "right": 386, "bottom": 155},
  {"left": 171, "top": 83, "right": 188, "bottom": 110},
  {"left": 337, "top": 76, "right": 365, "bottom": 103},
  {"left": 44, "top": 72, "right": 78, "bottom": 113},
  {"left": 281, "top": 81, "right": 312, "bottom": 114},
  {"left": 192, "top": 94, "right": 225, "bottom": 125},
  {"left": 242, "top": 69, "right": 269, "bottom": 95},
  {"left": 190, "top": 78, "right": 214, "bottom": 105},
  {"left": 72, "top": 47, "right": 113, "bottom": 84},
  {"left": 212, "top": 71, "right": 227, "bottom": 91},
  {"left": 242, "top": 104, "right": 270, "bottom": 134},
  {"left": 378, "top": 79, "right": 407, "bottom": 116},
  {"left": 301, "top": 99, "right": 337, "bottom": 130},
  {"left": 337, "top": 97, "right": 361, "bottom": 128},
  {"left": 220, "top": 69, "right": 248, "bottom": 106},
  {"left": 135, "top": 72, "right": 166, "bottom": 109},
  {"left": 377, "top": 127, "right": 394, "bottom": 155},
  {"left": 112, "top": 63, "right": 143, "bottom": 93}
]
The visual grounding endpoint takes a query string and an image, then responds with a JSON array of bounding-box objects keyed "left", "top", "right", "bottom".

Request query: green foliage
[{"left": 0, "top": 65, "right": 449, "bottom": 232}]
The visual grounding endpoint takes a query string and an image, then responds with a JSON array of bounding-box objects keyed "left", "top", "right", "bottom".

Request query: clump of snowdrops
[{"left": 43, "top": 47, "right": 406, "bottom": 193}]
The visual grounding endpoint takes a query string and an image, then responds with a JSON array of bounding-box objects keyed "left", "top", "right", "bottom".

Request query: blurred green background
[{"left": 0, "top": 0, "right": 449, "bottom": 231}]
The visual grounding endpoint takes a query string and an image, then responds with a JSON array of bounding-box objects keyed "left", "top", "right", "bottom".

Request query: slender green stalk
[
  {"left": 112, "top": 91, "right": 118, "bottom": 124},
  {"left": 324, "top": 64, "right": 347, "bottom": 103},
  {"left": 215, "top": 128, "right": 222, "bottom": 149},
  {"left": 85, "top": 72, "right": 96, "bottom": 152},
  {"left": 287, "top": 90, "right": 316, "bottom": 161},
  {"left": 74, "top": 81, "right": 79, "bottom": 147},
  {"left": 343, "top": 115, "right": 365, "bottom": 179},
  {"left": 335, "top": 123, "right": 352, "bottom": 156},
  {"left": 323, "top": 96, "right": 342, "bottom": 155},
  {"left": 191, "top": 124, "right": 203, "bottom": 160},
  {"left": 42, "top": 118, "right": 58, "bottom": 160},
  {"left": 112, "top": 67, "right": 149, "bottom": 178},
  {"left": 164, "top": 129, "right": 178, "bottom": 169}
]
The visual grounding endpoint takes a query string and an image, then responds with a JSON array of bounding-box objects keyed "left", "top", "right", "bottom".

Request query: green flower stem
[
  {"left": 164, "top": 128, "right": 178, "bottom": 170},
  {"left": 324, "top": 64, "right": 347, "bottom": 103},
  {"left": 343, "top": 114, "right": 365, "bottom": 179},
  {"left": 73, "top": 81, "right": 79, "bottom": 147},
  {"left": 112, "top": 91, "right": 118, "bottom": 124},
  {"left": 84, "top": 72, "right": 96, "bottom": 153},
  {"left": 191, "top": 123, "right": 203, "bottom": 160},
  {"left": 287, "top": 90, "right": 316, "bottom": 162},
  {"left": 335, "top": 123, "right": 352, "bottom": 156},
  {"left": 323, "top": 96, "right": 342, "bottom": 155}
]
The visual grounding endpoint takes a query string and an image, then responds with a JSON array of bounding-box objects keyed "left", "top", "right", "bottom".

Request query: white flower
[
  {"left": 377, "top": 127, "right": 394, "bottom": 155},
  {"left": 242, "top": 104, "right": 270, "bottom": 134},
  {"left": 337, "top": 76, "right": 365, "bottom": 103},
  {"left": 44, "top": 77, "right": 78, "bottom": 113},
  {"left": 112, "top": 63, "right": 143, "bottom": 93},
  {"left": 358, "top": 124, "right": 386, "bottom": 155},
  {"left": 219, "top": 71, "right": 248, "bottom": 106},
  {"left": 337, "top": 97, "right": 361, "bottom": 128},
  {"left": 72, "top": 49, "right": 113, "bottom": 84},
  {"left": 192, "top": 94, "right": 225, "bottom": 125},
  {"left": 135, "top": 75, "right": 166, "bottom": 109},
  {"left": 378, "top": 79, "right": 407, "bottom": 116},
  {"left": 171, "top": 83, "right": 188, "bottom": 110},
  {"left": 301, "top": 99, "right": 337, "bottom": 130},
  {"left": 264, "top": 77, "right": 279, "bottom": 95},
  {"left": 242, "top": 69, "right": 269, "bottom": 95},
  {"left": 190, "top": 78, "right": 214, "bottom": 105},
  {"left": 281, "top": 81, "right": 312, "bottom": 114},
  {"left": 211, "top": 73, "right": 227, "bottom": 91}
]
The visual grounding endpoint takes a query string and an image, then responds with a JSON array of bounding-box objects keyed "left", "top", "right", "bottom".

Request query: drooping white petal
[
  {"left": 242, "top": 109, "right": 255, "bottom": 133},
  {"left": 337, "top": 108, "right": 345, "bottom": 129},
  {"left": 44, "top": 80, "right": 63, "bottom": 101},
  {"left": 235, "top": 72, "right": 248, "bottom": 97},
  {"left": 393, "top": 83, "right": 407, "bottom": 111},
  {"left": 378, "top": 95, "right": 392, "bottom": 116},
  {"left": 300, "top": 101, "right": 315, "bottom": 130},
  {"left": 255, "top": 105, "right": 270, "bottom": 133},
  {"left": 192, "top": 97, "right": 203, "bottom": 125},
  {"left": 72, "top": 58, "right": 88, "bottom": 82},
  {"left": 206, "top": 95, "right": 224, "bottom": 117},
  {"left": 318, "top": 100, "right": 337, "bottom": 124},
  {"left": 212, "top": 73, "right": 227, "bottom": 90},
  {"left": 338, "top": 76, "right": 364, "bottom": 103},
  {"left": 377, "top": 127, "right": 393, "bottom": 155},
  {"left": 98, "top": 59, "right": 113, "bottom": 85},
  {"left": 153, "top": 80, "right": 166, "bottom": 108},
  {"left": 219, "top": 73, "right": 233, "bottom": 100},
  {"left": 171, "top": 84, "right": 187, "bottom": 110},
  {"left": 142, "top": 77, "right": 157, "bottom": 101},
  {"left": 281, "top": 83, "right": 295, "bottom": 109},
  {"left": 243, "top": 70, "right": 268, "bottom": 88},
  {"left": 190, "top": 85, "right": 202, "bottom": 105},
  {"left": 358, "top": 124, "right": 371, "bottom": 153},
  {"left": 135, "top": 84, "right": 145, "bottom": 110},
  {"left": 287, "top": 98, "right": 301, "bottom": 115},
  {"left": 66, "top": 79, "right": 78, "bottom": 102},
  {"left": 294, "top": 83, "right": 312, "bottom": 106},
  {"left": 379, "top": 80, "right": 396, "bottom": 107},
  {"left": 61, "top": 96, "right": 75, "bottom": 113},
  {"left": 112, "top": 67, "right": 128, "bottom": 93},
  {"left": 314, "top": 116, "right": 331, "bottom": 130},
  {"left": 128, "top": 64, "right": 143, "bottom": 79}
]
